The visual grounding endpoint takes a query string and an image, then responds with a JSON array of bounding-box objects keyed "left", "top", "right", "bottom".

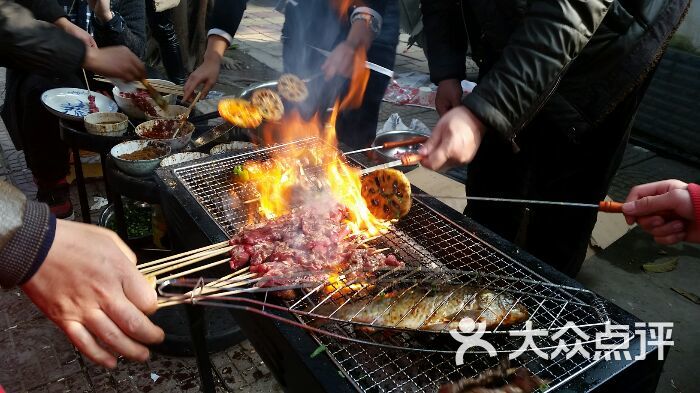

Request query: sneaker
[{"left": 36, "top": 179, "right": 74, "bottom": 219}]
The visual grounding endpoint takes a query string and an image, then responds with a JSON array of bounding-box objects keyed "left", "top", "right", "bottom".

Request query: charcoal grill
[{"left": 154, "top": 137, "right": 665, "bottom": 392}]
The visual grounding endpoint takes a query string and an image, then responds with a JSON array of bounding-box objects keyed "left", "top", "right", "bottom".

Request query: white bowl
[
  {"left": 84, "top": 112, "right": 129, "bottom": 136},
  {"left": 135, "top": 119, "right": 194, "bottom": 151},
  {"left": 112, "top": 79, "right": 176, "bottom": 119},
  {"left": 146, "top": 104, "right": 188, "bottom": 120},
  {"left": 210, "top": 142, "right": 257, "bottom": 155},
  {"left": 110, "top": 140, "right": 170, "bottom": 176},
  {"left": 159, "top": 152, "right": 209, "bottom": 167}
]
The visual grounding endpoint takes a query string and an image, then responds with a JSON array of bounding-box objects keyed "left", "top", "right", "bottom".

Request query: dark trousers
[
  {"left": 15, "top": 74, "right": 82, "bottom": 184},
  {"left": 465, "top": 86, "right": 647, "bottom": 278},
  {"left": 146, "top": 0, "right": 186, "bottom": 85},
  {"left": 281, "top": 0, "right": 399, "bottom": 149}
]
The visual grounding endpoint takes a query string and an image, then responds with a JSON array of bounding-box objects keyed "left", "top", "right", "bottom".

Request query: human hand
[
  {"left": 54, "top": 17, "right": 96, "bottom": 48},
  {"left": 88, "top": 0, "right": 113, "bottom": 23},
  {"left": 83, "top": 46, "right": 145, "bottom": 81},
  {"left": 21, "top": 220, "right": 164, "bottom": 368},
  {"left": 418, "top": 105, "right": 486, "bottom": 171},
  {"left": 183, "top": 56, "right": 221, "bottom": 102},
  {"left": 622, "top": 180, "right": 699, "bottom": 244},
  {"left": 435, "top": 79, "right": 463, "bottom": 117},
  {"left": 321, "top": 41, "right": 357, "bottom": 80}
]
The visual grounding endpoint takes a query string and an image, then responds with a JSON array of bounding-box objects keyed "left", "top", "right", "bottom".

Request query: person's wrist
[
  {"left": 96, "top": 9, "right": 114, "bottom": 23},
  {"left": 54, "top": 17, "right": 69, "bottom": 29},
  {"left": 438, "top": 79, "right": 460, "bottom": 87},
  {"left": 83, "top": 46, "right": 98, "bottom": 70}
]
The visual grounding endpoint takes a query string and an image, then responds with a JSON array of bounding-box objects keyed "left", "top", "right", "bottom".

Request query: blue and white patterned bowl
[{"left": 41, "top": 88, "right": 118, "bottom": 121}]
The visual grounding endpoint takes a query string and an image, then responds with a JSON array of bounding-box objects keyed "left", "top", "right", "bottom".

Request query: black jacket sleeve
[
  {"left": 207, "top": 0, "right": 246, "bottom": 38},
  {"left": 14, "top": 0, "right": 66, "bottom": 23},
  {"left": 0, "top": 0, "right": 85, "bottom": 77},
  {"left": 93, "top": 0, "right": 146, "bottom": 59},
  {"left": 462, "top": 0, "right": 614, "bottom": 141},
  {"left": 420, "top": 0, "right": 469, "bottom": 85}
]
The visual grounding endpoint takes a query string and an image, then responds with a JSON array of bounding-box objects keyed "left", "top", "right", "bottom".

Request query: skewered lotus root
[
  {"left": 277, "top": 74, "right": 309, "bottom": 102},
  {"left": 361, "top": 169, "right": 412, "bottom": 219},
  {"left": 218, "top": 98, "right": 263, "bottom": 128},
  {"left": 251, "top": 89, "right": 284, "bottom": 121}
]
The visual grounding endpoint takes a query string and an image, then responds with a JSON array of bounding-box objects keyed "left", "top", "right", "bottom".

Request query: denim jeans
[{"left": 281, "top": 0, "right": 399, "bottom": 149}]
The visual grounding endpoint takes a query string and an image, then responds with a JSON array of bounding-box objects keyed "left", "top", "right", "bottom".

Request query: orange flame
[
  {"left": 339, "top": 46, "right": 370, "bottom": 110},
  {"left": 241, "top": 109, "right": 389, "bottom": 236}
]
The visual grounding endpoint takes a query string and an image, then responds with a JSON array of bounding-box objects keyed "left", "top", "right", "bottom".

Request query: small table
[{"left": 58, "top": 119, "right": 131, "bottom": 223}]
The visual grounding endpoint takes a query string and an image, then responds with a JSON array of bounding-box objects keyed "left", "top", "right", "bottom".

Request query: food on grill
[
  {"left": 119, "top": 145, "right": 168, "bottom": 161},
  {"left": 87, "top": 95, "right": 99, "bottom": 113},
  {"left": 361, "top": 169, "right": 412, "bottom": 219},
  {"left": 120, "top": 90, "right": 158, "bottom": 116},
  {"left": 218, "top": 98, "right": 263, "bottom": 128},
  {"left": 439, "top": 360, "right": 547, "bottom": 393},
  {"left": 140, "top": 119, "right": 179, "bottom": 139},
  {"left": 314, "top": 285, "right": 528, "bottom": 331},
  {"left": 228, "top": 205, "right": 403, "bottom": 294},
  {"left": 277, "top": 74, "right": 309, "bottom": 102},
  {"left": 251, "top": 89, "right": 284, "bottom": 121}
]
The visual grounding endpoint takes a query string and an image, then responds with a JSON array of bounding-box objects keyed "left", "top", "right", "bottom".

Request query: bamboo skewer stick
[
  {"left": 137, "top": 241, "right": 228, "bottom": 271},
  {"left": 206, "top": 267, "right": 250, "bottom": 288},
  {"left": 139, "top": 245, "right": 231, "bottom": 274},
  {"left": 155, "top": 257, "right": 231, "bottom": 284},
  {"left": 143, "top": 246, "right": 233, "bottom": 276}
]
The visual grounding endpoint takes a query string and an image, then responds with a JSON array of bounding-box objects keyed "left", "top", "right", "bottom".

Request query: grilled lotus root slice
[
  {"left": 251, "top": 89, "right": 284, "bottom": 121},
  {"left": 277, "top": 74, "right": 309, "bottom": 102},
  {"left": 361, "top": 168, "right": 412, "bottom": 219},
  {"left": 218, "top": 98, "right": 263, "bottom": 128}
]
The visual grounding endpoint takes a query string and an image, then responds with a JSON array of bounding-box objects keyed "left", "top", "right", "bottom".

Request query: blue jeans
[{"left": 281, "top": 0, "right": 399, "bottom": 149}]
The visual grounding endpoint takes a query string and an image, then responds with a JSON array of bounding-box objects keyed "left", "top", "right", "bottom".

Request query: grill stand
[
  {"left": 153, "top": 142, "right": 665, "bottom": 393},
  {"left": 186, "top": 305, "right": 216, "bottom": 393}
]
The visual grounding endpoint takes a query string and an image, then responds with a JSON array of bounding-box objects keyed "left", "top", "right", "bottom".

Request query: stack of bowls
[{"left": 83, "top": 112, "right": 129, "bottom": 137}]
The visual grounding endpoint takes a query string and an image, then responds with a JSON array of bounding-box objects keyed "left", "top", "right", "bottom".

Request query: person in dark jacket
[
  {"left": 146, "top": 0, "right": 187, "bottom": 84},
  {"left": 2, "top": 0, "right": 146, "bottom": 219},
  {"left": 417, "top": 0, "right": 691, "bottom": 277},
  {"left": 183, "top": 0, "right": 399, "bottom": 150},
  {"left": 0, "top": 0, "right": 162, "bottom": 369},
  {"left": 281, "top": 0, "right": 399, "bottom": 149}
]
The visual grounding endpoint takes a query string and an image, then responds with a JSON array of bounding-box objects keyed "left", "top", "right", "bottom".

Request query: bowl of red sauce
[{"left": 135, "top": 119, "right": 194, "bottom": 151}]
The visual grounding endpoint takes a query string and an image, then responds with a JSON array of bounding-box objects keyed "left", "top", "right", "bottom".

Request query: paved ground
[{"left": 1, "top": 1, "right": 699, "bottom": 392}]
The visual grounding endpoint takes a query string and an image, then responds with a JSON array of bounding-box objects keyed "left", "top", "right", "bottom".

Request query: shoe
[{"left": 36, "top": 178, "right": 74, "bottom": 219}]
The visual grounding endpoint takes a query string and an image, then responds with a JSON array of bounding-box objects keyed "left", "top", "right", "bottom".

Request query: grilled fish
[{"left": 313, "top": 285, "right": 528, "bottom": 331}]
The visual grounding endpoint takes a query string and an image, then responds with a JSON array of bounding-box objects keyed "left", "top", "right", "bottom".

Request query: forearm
[
  {"left": 0, "top": 181, "right": 56, "bottom": 288},
  {"left": 462, "top": 0, "right": 613, "bottom": 140},
  {"left": 346, "top": 19, "right": 374, "bottom": 49},
  {"left": 204, "top": 35, "right": 229, "bottom": 62},
  {"left": 688, "top": 184, "right": 700, "bottom": 224}
]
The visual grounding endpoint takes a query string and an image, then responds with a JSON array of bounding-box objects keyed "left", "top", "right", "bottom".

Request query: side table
[{"left": 58, "top": 119, "right": 131, "bottom": 223}]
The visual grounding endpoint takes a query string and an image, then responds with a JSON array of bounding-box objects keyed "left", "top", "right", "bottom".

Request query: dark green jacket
[{"left": 421, "top": 0, "right": 691, "bottom": 147}]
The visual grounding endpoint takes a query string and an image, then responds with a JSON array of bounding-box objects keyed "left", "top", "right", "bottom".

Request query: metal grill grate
[{"left": 172, "top": 137, "right": 622, "bottom": 392}]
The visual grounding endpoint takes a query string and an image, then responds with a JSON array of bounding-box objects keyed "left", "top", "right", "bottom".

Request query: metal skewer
[
  {"left": 360, "top": 153, "right": 422, "bottom": 175},
  {"left": 412, "top": 194, "right": 624, "bottom": 213},
  {"left": 344, "top": 136, "right": 428, "bottom": 156}
]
